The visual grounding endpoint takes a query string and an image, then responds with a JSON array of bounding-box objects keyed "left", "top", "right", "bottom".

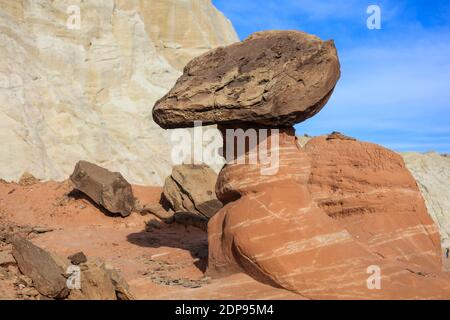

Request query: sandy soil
[{"left": 0, "top": 179, "right": 301, "bottom": 300}]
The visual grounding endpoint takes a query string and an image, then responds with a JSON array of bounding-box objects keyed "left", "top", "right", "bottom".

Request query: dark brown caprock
[
  {"left": 153, "top": 30, "right": 340, "bottom": 128},
  {"left": 70, "top": 161, "right": 135, "bottom": 217}
]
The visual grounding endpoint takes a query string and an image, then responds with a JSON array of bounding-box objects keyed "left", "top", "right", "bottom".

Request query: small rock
[
  {"left": 18, "top": 172, "right": 40, "bottom": 186},
  {"left": 163, "top": 164, "right": 222, "bottom": 218},
  {"left": 20, "top": 287, "right": 39, "bottom": 297},
  {"left": 68, "top": 259, "right": 133, "bottom": 300},
  {"left": 68, "top": 252, "right": 87, "bottom": 265},
  {"left": 105, "top": 267, "right": 135, "bottom": 300},
  {"left": 0, "top": 251, "right": 16, "bottom": 267}
]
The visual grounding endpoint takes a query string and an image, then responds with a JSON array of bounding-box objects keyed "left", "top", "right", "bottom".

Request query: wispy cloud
[{"left": 214, "top": 0, "right": 450, "bottom": 152}]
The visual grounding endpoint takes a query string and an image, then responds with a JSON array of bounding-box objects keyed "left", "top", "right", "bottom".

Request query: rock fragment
[
  {"left": 11, "top": 237, "right": 69, "bottom": 299},
  {"left": 68, "top": 259, "right": 134, "bottom": 300},
  {"left": 18, "top": 172, "right": 40, "bottom": 186},
  {"left": 70, "top": 161, "right": 135, "bottom": 217},
  {"left": 68, "top": 252, "right": 87, "bottom": 265},
  {"left": 141, "top": 203, "right": 174, "bottom": 223}
]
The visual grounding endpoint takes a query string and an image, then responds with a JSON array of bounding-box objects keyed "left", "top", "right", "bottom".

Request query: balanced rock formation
[
  {"left": 299, "top": 134, "right": 450, "bottom": 253},
  {"left": 70, "top": 161, "right": 135, "bottom": 217},
  {"left": 154, "top": 31, "right": 340, "bottom": 128},
  {"left": 163, "top": 164, "right": 223, "bottom": 218},
  {"left": 153, "top": 30, "right": 450, "bottom": 299},
  {"left": 0, "top": 0, "right": 238, "bottom": 185}
]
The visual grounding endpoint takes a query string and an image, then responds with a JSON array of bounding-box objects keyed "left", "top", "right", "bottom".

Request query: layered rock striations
[
  {"left": 153, "top": 30, "right": 450, "bottom": 299},
  {"left": 0, "top": 0, "right": 238, "bottom": 185}
]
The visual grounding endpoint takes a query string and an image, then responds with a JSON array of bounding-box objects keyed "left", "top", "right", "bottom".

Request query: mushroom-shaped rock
[{"left": 153, "top": 30, "right": 340, "bottom": 128}]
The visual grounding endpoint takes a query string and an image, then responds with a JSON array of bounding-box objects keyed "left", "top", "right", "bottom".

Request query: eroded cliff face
[
  {"left": 401, "top": 152, "right": 450, "bottom": 249},
  {"left": 0, "top": 0, "right": 238, "bottom": 185}
]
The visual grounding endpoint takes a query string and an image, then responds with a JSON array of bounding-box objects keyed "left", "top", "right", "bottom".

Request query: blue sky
[{"left": 213, "top": 0, "right": 450, "bottom": 152}]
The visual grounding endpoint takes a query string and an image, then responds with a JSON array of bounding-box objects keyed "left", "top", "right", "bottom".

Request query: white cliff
[{"left": 0, "top": 0, "right": 238, "bottom": 185}]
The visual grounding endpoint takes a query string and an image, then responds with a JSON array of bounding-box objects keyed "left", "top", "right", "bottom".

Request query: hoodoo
[{"left": 153, "top": 30, "right": 450, "bottom": 299}]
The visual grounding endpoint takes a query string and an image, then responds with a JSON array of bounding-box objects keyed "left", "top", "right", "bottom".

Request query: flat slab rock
[
  {"left": 153, "top": 30, "right": 340, "bottom": 128},
  {"left": 11, "top": 237, "right": 69, "bottom": 299},
  {"left": 70, "top": 161, "right": 135, "bottom": 217}
]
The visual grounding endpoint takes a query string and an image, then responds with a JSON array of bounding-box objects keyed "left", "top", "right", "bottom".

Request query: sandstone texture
[
  {"left": 305, "top": 135, "right": 442, "bottom": 269},
  {"left": 153, "top": 30, "right": 340, "bottom": 128},
  {"left": 68, "top": 258, "right": 134, "bottom": 300},
  {"left": 0, "top": 0, "right": 238, "bottom": 185},
  {"left": 401, "top": 152, "right": 450, "bottom": 249},
  {"left": 298, "top": 134, "right": 450, "bottom": 252},
  {"left": 163, "top": 164, "right": 223, "bottom": 218},
  {"left": 68, "top": 252, "right": 87, "bottom": 265},
  {"left": 154, "top": 30, "right": 450, "bottom": 299},
  {"left": 70, "top": 161, "right": 135, "bottom": 217}
]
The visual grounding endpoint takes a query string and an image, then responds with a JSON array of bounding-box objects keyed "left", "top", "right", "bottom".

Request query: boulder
[
  {"left": 68, "top": 260, "right": 116, "bottom": 300},
  {"left": 141, "top": 203, "right": 174, "bottom": 223},
  {"left": 70, "top": 161, "right": 135, "bottom": 217},
  {"left": 105, "top": 267, "right": 135, "bottom": 300},
  {"left": 11, "top": 237, "right": 69, "bottom": 299},
  {"left": 163, "top": 164, "right": 222, "bottom": 218},
  {"left": 153, "top": 30, "right": 340, "bottom": 128},
  {"left": 305, "top": 135, "right": 442, "bottom": 269}
]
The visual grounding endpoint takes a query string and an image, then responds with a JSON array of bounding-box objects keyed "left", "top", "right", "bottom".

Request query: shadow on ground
[{"left": 127, "top": 221, "right": 208, "bottom": 272}]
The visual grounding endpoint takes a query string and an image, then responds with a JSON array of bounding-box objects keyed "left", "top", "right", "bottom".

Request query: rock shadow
[
  {"left": 126, "top": 222, "right": 208, "bottom": 273},
  {"left": 67, "top": 189, "right": 122, "bottom": 218}
]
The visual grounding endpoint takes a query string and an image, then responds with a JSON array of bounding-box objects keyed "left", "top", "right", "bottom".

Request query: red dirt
[{"left": 0, "top": 179, "right": 301, "bottom": 299}]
